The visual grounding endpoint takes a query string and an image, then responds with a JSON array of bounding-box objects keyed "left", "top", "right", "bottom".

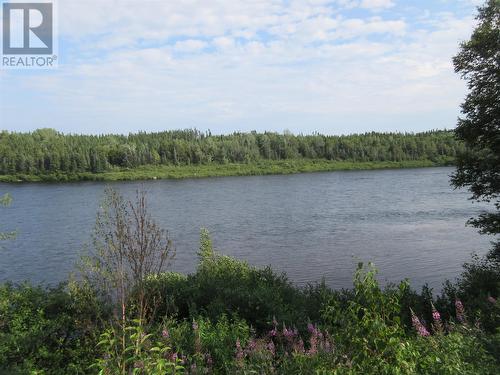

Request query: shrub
[{"left": 0, "top": 283, "right": 102, "bottom": 374}]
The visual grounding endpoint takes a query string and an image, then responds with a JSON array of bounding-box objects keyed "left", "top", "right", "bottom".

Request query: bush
[
  {"left": 0, "top": 282, "right": 103, "bottom": 374},
  {"left": 144, "top": 230, "right": 329, "bottom": 332}
]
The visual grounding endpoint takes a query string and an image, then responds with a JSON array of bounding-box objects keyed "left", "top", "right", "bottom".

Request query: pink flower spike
[
  {"left": 455, "top": 300, "right": 466, "bottom": 323},
  {"left": 410, "top": 308, "right": 430, "bottom": 337}
]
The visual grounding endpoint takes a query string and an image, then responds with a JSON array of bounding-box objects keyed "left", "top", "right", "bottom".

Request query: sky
[{"left": 0, "top": 0, "right": 483, "bottom": 135}]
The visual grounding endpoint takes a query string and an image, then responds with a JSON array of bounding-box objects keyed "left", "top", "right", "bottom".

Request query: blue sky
[{"left": 0, "top": 0, "right": 482, "bottom": 135}]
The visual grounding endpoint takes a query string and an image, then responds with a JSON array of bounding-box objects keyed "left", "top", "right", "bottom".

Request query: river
[{"left": 0, "top": 167, "right": 493, "bottom": 291}]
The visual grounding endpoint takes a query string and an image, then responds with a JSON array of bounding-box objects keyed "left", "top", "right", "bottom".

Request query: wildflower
[
  {"left": 431, "top": 303, "right": 443, "bottom": 332},
  {"left": 246, "top": 338, "right": 256, "bottom": 354},
  {"left": 235, "top": 339, "right": 244, "bottom": 361},
  {"left": 455, "top": 300, "right": 465, "bottom": 323},
  {"left": 269, "top": 328, "right": 277, "bottom": 337},
  {"left": 162, "top": 328, "right": 170, "bottom": 338},
  {"left": 206, "top": 354, "right": 213, "bottom": 366},
  {"left": 283, "top": 325, "right": 296, "bottom": 341},
  {"left": 487, "top": 296, "right": 496, "bottom": 304},
  {"left": 308, "top": 335, "right": 318, "bottom": 355},
  {"left": 307, "top": 323, "right": 315, "bottom": 334},
  {"left": 192, "top": 320, "right": 199, "bottom": 331},
  {"left": 293, "top": 338, "right": 305, "bottom": 354},
  {"left": 267, "top": 341, "right": 276, "bottom": 356},
  {"left": 410, "top": 308, "right": 430, "bottom": 337}
]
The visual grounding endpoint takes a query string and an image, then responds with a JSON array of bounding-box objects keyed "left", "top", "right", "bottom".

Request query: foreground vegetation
[
  {"left": 0, "top": 237, "right": 498, "bottom": 374},
  {"left": 0, "top": 130, "right": 460, "bottom": 182},
  {"left": 0, "top": 189, "right": 499, "bottom": 375}
]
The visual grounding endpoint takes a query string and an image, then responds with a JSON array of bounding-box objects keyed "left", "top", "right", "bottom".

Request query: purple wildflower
[
  {"left": 192, "top": 320, "right": 198, "bottom": 331},
  {"left": 162, "top": 328, "right": 170, "bottom": 338},
  {"left": 283, "top": 325, "right": 296, "bottom": 342},
  {"left": 410, "top": 308, "right": 430, "bottom": 337},
  {"left": 235, "top": 339, "right": 244, "bottom": 364},
  {"left": 267, "top": 341, "right": 276, "bottom": 356},
  {"left": 455, "top": 300, "right": 465, "bottom": 323},
  {"left": 206, "top": 354, "right": 213, "bottom": 366},
  {"left": 308, "top": 328, "right": 319, "bottom": 355},
  {"left": 431, "top": 303, "right": 443, "bottom": 332},
  {"left": 307, "top": 323, "right": 315, "bottom": 334},
  {"left": 246, "top": 338, "right": 256, "bottom": 354}
]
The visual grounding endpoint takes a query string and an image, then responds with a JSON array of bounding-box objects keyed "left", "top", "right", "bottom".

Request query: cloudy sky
[{"left": 0, "top": 0, "right": 482, "bottom": 135}]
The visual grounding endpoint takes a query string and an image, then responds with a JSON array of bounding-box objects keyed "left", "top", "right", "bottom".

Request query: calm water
[{"left": 0, "top": 167, "right": 494, "bottom": 291}]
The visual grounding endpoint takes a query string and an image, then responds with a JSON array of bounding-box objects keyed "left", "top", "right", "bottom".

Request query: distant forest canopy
[{"left": 0, "top": 128, "right": 463, "bottom": 175}]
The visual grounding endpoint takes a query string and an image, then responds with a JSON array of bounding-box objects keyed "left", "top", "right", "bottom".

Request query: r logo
[{"left": 2, "top": 2, "right": 53, "bottom": 55}]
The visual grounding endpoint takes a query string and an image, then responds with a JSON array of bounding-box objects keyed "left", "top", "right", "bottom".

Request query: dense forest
[{"left": 0, "top": 129, "right": 462, "bottom": 175}]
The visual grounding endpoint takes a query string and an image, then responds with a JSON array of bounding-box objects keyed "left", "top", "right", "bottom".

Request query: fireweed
[
  {"left": 410, "top": 308, "right": 430, "bottom": 337},
  {"left": 431, "top": 303, "right": 443, "bottom": 333},
  {"left": 455, "top": 299, "right": 466, "bottom": 324}
]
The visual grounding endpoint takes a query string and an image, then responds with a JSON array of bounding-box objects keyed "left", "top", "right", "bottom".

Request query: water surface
[{"left": 0, "top": 167, "right": 493, "bottom": 291}]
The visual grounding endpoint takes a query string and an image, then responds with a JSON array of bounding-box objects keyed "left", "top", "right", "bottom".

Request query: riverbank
[
  {"left": 0, "top": 159, "right": 453, "bottom": 183},
  {"left": 0, "top": 158, "right": 453, "bottom": 183}
]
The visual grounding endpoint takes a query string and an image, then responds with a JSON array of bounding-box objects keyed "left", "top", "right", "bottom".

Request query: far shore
[{"left": 0, "top": 158, "right": 454, "bottom": 183}]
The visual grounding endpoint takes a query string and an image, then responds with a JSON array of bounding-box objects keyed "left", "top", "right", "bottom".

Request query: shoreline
[{"left": 0, "top": 159, "right": 454, "bottom": 183}]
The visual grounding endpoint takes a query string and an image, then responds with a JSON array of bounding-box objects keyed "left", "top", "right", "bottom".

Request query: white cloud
[
  {"left": 174, "top": 39, "right": 208, "bottom": 53},
  {"left": 0, "top": 0, "right": 478, "bottom": 134},
  {"left": 359, "top": 0, "right": 395, "bottom": 10}
]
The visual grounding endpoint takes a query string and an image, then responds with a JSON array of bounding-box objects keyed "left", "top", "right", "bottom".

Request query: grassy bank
[{"left": 0, "top": 158, "right": 453, "bottom": 183}]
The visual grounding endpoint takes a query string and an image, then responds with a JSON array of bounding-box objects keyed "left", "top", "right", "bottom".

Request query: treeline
[{"left": 0, "top": 129, "right": 462, "bottom": 175}]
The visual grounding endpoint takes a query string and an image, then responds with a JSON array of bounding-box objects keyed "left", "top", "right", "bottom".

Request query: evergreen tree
[{"left": 451, "top": 0, "right": 500, "bottom": 253}]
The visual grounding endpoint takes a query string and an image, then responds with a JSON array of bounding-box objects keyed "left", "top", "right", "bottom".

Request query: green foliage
[
  {"left": 1, "top": 254, "right": 499, "bottom": 374},
  {"left": 323, "top": 263, "right": 418, "bottom": 374},
  {"left": 1, "top": 227, "right": 499, "bottom": 374},
  {"left": 0, "top": 283, "right": 103, "bottom": 374},
  {"left": 439, "top": 253, "right": 500, "bottom": 332},
  {"left": 452, "top": 0, "right": 500, "bottom": 243},
  {"left": 198, "top": 228, "right": 214, "bottom": 260},
  {"left": 164, "top": 315, "right": 251, "bottom": 373},
  {"left": 0, "top": 193, "right": 16, "bottom": 241},
  {"left": 411, "top": 327, "right": 499, "bottom": 375},
  {"left": 92, "top": 319, "right": 183, "bottom": 375},
  {"left": 144, "top": 230, "right": 329, "bottom": 332},
  {"left": 0, "top": 129, "right": 461, "bottom": 180}
]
